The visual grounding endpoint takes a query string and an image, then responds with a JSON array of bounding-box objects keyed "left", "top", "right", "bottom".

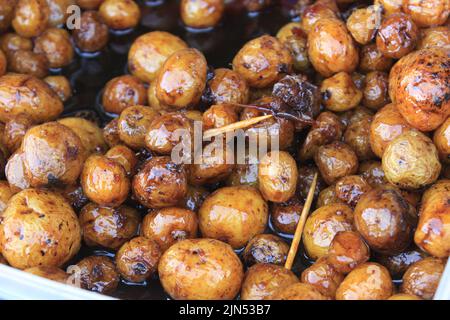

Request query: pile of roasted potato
[{"left": 0, "top": 0, "right": 449, "bottom": 300}]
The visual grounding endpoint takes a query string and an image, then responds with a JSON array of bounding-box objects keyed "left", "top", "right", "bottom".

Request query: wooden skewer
[
  {"left": 285, "top": 172, "right": 318, "bottom": 270},
  {"left": 203, "top": 114, "right": 273, "bottom": 139}
]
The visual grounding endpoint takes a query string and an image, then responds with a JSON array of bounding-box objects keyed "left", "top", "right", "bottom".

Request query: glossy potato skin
[
  {"left": 72, "top": 256, "right": 119, "bottom": 293},
  {"left": 270, "top": 196, "right": 303, "bottom": 235},
  {"left": 0, "top": 0, "right": 16, "bottom": 32},
  {"left": 300, "top": 2, "right": 337, "bottom": 34},
  {"left": 328, "top": 231, "right": 370, "bottom": 274},
  {"left": 374, "top": 0, "right": 402, "bottom": 16},
  {"left": 5, "top": 150, "right": 30, "bottom": 193},
  {"left": 46, "top": 0, "right": 74, "bottom": 27},
  {"left": 344, "top": 116, "right": 375, "bottom": 162},
  {"left": 207, "top": 68, "right": 249, "bottom": 105},
  {"left": 0, "top": 180, "right": 14, "bottom": 213},
  {"left": 25, "top": 266, "right": 69, "bottom": 283},
  {"left": 321, "top": 72, "right": 362, "bottom": 112},
  {"left": 316, "top": 185, "right": 343, "bottom": 208},
  {"left": 103, "top": 118, "right": 121, "bottom": 148},
  {"left": 199, "top": 186, "right": 268, "bottom": 249},
  {"left": 105, "top": 144, "right": 137, "bottom": 177},
  {"left": 34, "top": 28, "right": 74, "bottom": 69},
  {"left": 99, "top": 0, "right": 141, "bottom": 30},
  {"left": 158, "top": 238, "right": 244, "bottom": 300},
  {"left": 276, "top": 22, "right": 309, "bottom": 72},
  {"left": 346, "top": 6, "right": 381, "bottom": 45},
  {"left": 362, "top": 71, "right": 390, "bottom": 111},
  {"left": 0, "top": 189, "right": 81, "bottom": 269},
  {"left": 358, "top": 161, "right": 387, "bottom": 188},
  {"left": 44, "top": 76, "right": 72, "bottom": 102},
  {"left": 102, "top": 75, "right": 147, "bottom": 115},
  {"left": 418, "top": 26, "right": 450, "bottom": 50},
  {"left": 202, "top": 104, "right": 238, "bottom": 130},
  {"left": 301, "top": 257, "right": 345, "bottom": 299},
  {"left": 359, "top": 44, "right": 393, "bottom": 72},
  {"left": 8, "top": 50, "right": 49, "bottom": 79},
  {"left": 242, "top": 234, "right": 289, "bottom": 267},
  {"left": 72, "top": 11, "right": 109, "bottom": 53},
  {"left": 271, "top": 283, "right": 329, "bottom": 300},
  {"left": 401, "top": 257, "right": 444, "bottom": 300},
  {"left": 180, "top": 0, "right": 224, "bottom": 29},
  {"left": 335, "top": 175, "right": 372, "bottom": 208},
  {"left": 12, "top": 0, "right": 49, "bottom": 38},
  {"left": 402, "top": 0, "right": 449, "bottom": 27},
  {"left": 4, "top": 113, "right": 34, "bottom": 153},
  {"left": 0, "top": 33, "right": 33, "bottom": 56},
  {"left": 375, "top": 247, "right": 428, "bottom": 278}
]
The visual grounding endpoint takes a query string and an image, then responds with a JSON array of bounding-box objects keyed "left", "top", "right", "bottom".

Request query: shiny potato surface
[
  {"left": 276, "top": 22, "right": 309, "bottom": 72},
  {"left": 362, "top": 71, "right": 390, "bottom": 111},
  {"left": 344, "top": 116, "right": 375, "bottom": 161},
  {"left": 271, "top": 283, "right": 329, "bottom": 300},
  {"left": 12, "top": 0, "right": 49, "bottom": 38},
  {"left": 346, "top": 5, "right": 381, "bottom": 45},
  {"left": 270, "top": 196, "right": 303, "bottom": 235},
  {"left": 374, "top": 0, "right": 402, "bottom": 16},
  {"left": 54, "top": 184, "right": 89, "bottom": 213},
  {"left": 178, "top": 184, "right": 209, "bottom": 212},
  {"left": 316, "top": 185, "right": 343, "bottom": 208},
  {"left": 401, "top": 257, "right": 444, "bottom": 300},
  {"left": 103, "top": 118, "right": 121, "bottom": 148},
  {"left": 0, "top": 32, "right": 33, "bottom": 56},
  {"left": 4, "top": 113, "right": 34, "bottom": 153},
  {"left": 375, "top": 246, "right": 428, "bottom": 278},
  {"left": 99, "top": 0, "right": 141, "bottom": 30},
  {"left": 44, "top": 76, "right": 72, "bottom": 102},
  {"left": 328, "top": 231, "right": 370, "bottom": 274},
  {"left": 199, "top": 186, "right": 268, "bottom": 249},
  {"left": 300, "top": 2, "right": 338, "bottom": 34},
  {"left": 359, "top": 44, "right": 393, "bottom": 72},
  {"left": 296, "top": 164, "right": 325, "bottom": 201},
  {"left": 8, "top": 50, "right": 49, "bottom": 79},
  {"left": 46, "top": 0, "right": 73, "bottom": 27},
  {"left": 34, "top": 28, "right": 74, "bottom": 69},
  {"left": 301, "top": 257, "right": 344, "bottom": 299},
  {"left": 5, "top": 150, "right": 31, "bottom": 193},
  {"left": 242, "top": 234, "right": 289, "bottom": 267},
  {"left": 72, "top": 10, "right": 109, "bottom": 53},
  {"left": 0, "top": 0, "right": 16, "bottom": 32},
  {"left": 0, "top": 189, "right": 81, "bottom": 269},
  {"left": 105, "top": 144, "right": 137, "bottom": 177},
  {"left": 180, "top": 0, "right": 224, "bottom": 29},
  {"left": 320, "top": 72, "right": 362, "bottom": 112},
  {"left": 207, "top": 68, "right": 249, "bottom": 105},
  {"left": 0, "top": 180, "right": 14, "bottom": 213},
  {"left": 335, "top": 175, "right": 372, "bottom": 208},
  {"left": 25, "top": 266, "right": 69, "bottom": 283},
  {"left": 102, "top": 75, "right": 147, "bottom": 115},
  {"left": 72, "top": 256, "right": 119, "bottom": 293},
  {"left": 202, "top": 104, "right": 238, "bottom": 130},
  {"left": 402, "top": 0, "right": 449, "bottom": 27},
  {"left": 418, "top": 26, "right": 450, "bottom": 50},
  {"left": 158, "top": 238, "right": 244, "bottom": 300}
]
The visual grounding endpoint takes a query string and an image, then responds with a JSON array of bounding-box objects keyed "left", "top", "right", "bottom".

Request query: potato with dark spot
[
  {"left": 207, "top": 68, "right": 249, "bottom": 105},
  {"left": 418, "top": 26, "right": 450, "bottom": 50},
  {"left": 105, "top": 145, "right": 137, "bottom": 177},
  {"left": 328, "top": 231, "right": 370, "bottom": 274},
  {"left": 362, "top": 71, "right": 389, "bottom": 111},
  {"left": 99, "top": 0, "right": 141, "bottom": 30},
  {"left": 158, "top": 238, "right": 243, "bottom": 300},
  {"left": 54, "top": 184, "right": 89, "bottom": 212},
  {"left": 300, "top": 2, "right": 338, "bottom": 34},
  {"left": 359, "top": 44, "right": 393, "bottom": 72},
  {"left": 102, "top": 75, "right": 147, "bottom": 115},
  {"left": 72, "top": 11, "right": 109, "bottom": 53},
  {"left": 103, "top": 118, "right": 121, "bottom": 148},
  {"left": 180, "top": 0, "right": 224, "bottom": 29},
  {"left": 271, "top": 283, "right": 329, "bottom": 300},
  {"left": 270, "top": 196, "right": 303, "bottom": 235},
  {"left": 0, "top": 189, "right": 81, "bottom": 269},
  {"left": 8, "top": 50, "right": 49, "bottom": 78},
  {"left": 401, "top": 257, "right": 444, "bottom": 300},
  {"left": 202, "top": 104, "right": 238, "bottom": 130},
  {"left": 402, "top": 0, "right": 449, "bottom": 28},
  {"left": 375, "top": 246, "right": 428, "bottom": 278},
  {"left": 25, "top": 266, "right": 70, "bottom": 283},
  {"left": 71, "top": 256, "right": 119, "bottom": 294},
  {"left": 335, "top": 175, "right": 372, "bottom": 208},
  {"left": 3, "top": 114, "right": 34, "bottom": 153},
  {"left": 242, "top": 234, "right": 289, "bottom": 267},
  {"left": 276, "top": 22, "right": 309, "bottom": 72},
  {"left": 58, "top": 117, "right": 107, "bottom": 155},
  {"left": 44, "top": 76, "right": 72, "bottom": 102},
  {"left": 346, "top": 5, "right": 382, "bottom": 45},
  {"left": 374, "top": 0, "right": 402, "bottom": 16},
  {"left": 178, "top": 184, "right": 209, "bottom": 212},
  {"left": 321, "top": 72, "right": 362, "bottom": 112},
  {"left": 12, "top": 0, "right": 49, "bottom": 38},
  {"left": 301, "top": 257, "right": 345, "bottom": 299}
]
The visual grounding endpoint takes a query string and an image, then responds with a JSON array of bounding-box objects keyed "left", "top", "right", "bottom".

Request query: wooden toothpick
[{"left": 202, "top": 114, "right": 273, "bottom": 139}]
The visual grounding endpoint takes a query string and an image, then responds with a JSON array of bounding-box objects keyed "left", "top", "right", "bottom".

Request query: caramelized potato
[
  {"left": 180, "top": 0, "right": 224, "bottom": 29},
  {"left": 25, "top": 266, "right": 69, "bottom": 283},
  {"left": 105, "top": 145, "right": 137, "bottom": 177},
  {"left": 418, "top": 26, "right": 450, "bottom": 50},
  {"left": 207, "top": 68, "right": 249, "bottom": 105},
  {"left": 178, "top": 184, "right": 209, "bottom": 212},
  {"left": 103, "top": 118, "right": 121, "bottom": 148},
  {"left": 328, "top": 231, "right": 370, "bottom": 274},
  {"left": 242, "top": 234, "right": 289, "bottom": 267},
  {"left": 358, "top": 160, "right": 387, "bottom": 187},
  {"left": 276, "top": 22, "right": 309, "bottom": 72},
  {"left": 0, "top": 0, "right": 16, "bottom": 32},
  {"left": 374, "top": 0, "right": 402, "bottom": 16},
  {"left": 271, "top": 283, "right": 329, "bottom": 300},
  {"left": 34, "top": 28, "right": 74, "bottom": 69},
  {"left": 316, "top": 185, "right": 343, "bottom": 208},
  {"left": 102, "top": 75, "right": 147, "bottom": 115},
  {"left": 55, "top": 184, "right": 89, "bottom": 212},
  {"left": 344, "top": 116, "right": 375, "bottom": 161},
  {"left": 270, "top": 196, "right": 303, "bottom": 235},
  {"left": 376, "top": 246, "right": 428, "bottom": 278},
  {"left": 3, "top": 114, "right": 34, "bottom": 153},
  {"left": 44, "top": 76, "right": 72, "bottom": 102},
  {"left": 335, "top": 175, "right": 372, "bottom": 208},
  {"left": 72, "top": 256, "right": 119, "bottom": 293},
  {"left": 0, "top": 32, "right": 33, "bottom": 56},
  {"left": 401, "top": 257, "right": 444, "bottom": 300},
  {"left": 388, "top": 293, "right": 422, "bottom": 300},
  {"left": 8, "top": 50, "right": 49, "bottom": 78},
  {"left": 5, "top": 151, "right": 30, "bottom": 192},
  {"left": 58, "top": 117, "right": 107, "bottom": 155},
  {"left": 72, "top": 11, "right": 109, "bottom": 53},
  {"left": 0, "top": 180, "right": 14, "bottom": 213},
  {"left": 99, "top": 0, "right": 141, "bottom": 30},
  {"left": 359, "top": 44, "right": 393, "bottom": 72},
  {"left": 362, "top": 71, "right": 389, "bottom": 111},
  {"left": 300, "top": 2, "right": 338, "bottom": 34},
  {"left": 301, "top": 257, "right": 345, "bottom": 299},
  {"left": 116, "top": 105, "right": 158, "bottom": 149},
  {"left": 402, "top": 0, "right": 449, "bottom": 27},
  {"left": 203, "top": 104, "right": 238, "bottom": 130},
  {"left": 346, "top": 5, "right": 382, "bottom": 45},
  {"left": 321, "top": 72, "right": 362, "bottom": 112},
  {"left": 46, "top": 0, "right": 73, "bottom": 27},
  {"left": 12, "top": 0, "right": 49, "bottom": 38}
]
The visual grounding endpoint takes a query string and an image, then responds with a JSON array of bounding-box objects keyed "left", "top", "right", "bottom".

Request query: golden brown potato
[
  {"left": 303, "top": 203, "right": 354, "bottom": 260},
  {"left": 382, "top": 130, "right": 441, "bottom": 189},
  {"left": 340, "top": 105, "right": 373, "bottom": 128},
  {"left": 328, "top": 231, "right": 370, "bottom": 274},
  {"left": 44, "top": 76, "right": 72, "bottom": 102},
  {"left": 141, "top": 207, "right": 198, "bottom": 252},
  {"left": 3, "top": 113, "right": 34, "bottom": 153},
  {"left": 0, "top": 189, "right": 81, "bottom": 269},
  {"left": 403, "top": 0, "right": 449, "bottom": 28},
  {"left": 362, "top": 71, "right": 389, "bottom": 111},
  {"left": 270, "top": 196, "right": 303, "bottom": 235},
  {"left": 102, "top": 75, "right": 147, "bottom": 115},
  {"left": 180, "top": 0, "right": 224, "bottom": 29},
  {"left": 226, "top": 157, "right": 259, "bottom": 188},
  {"left": 0, "top": 0, "right": 16, "bottom": 32},
  {"left": 316, "top": 185, "right": 343, "bottom": 208},
  {"left": 5, "top": 150, "right": 30, "bottom": 192},
  {"left": 336, "top": 262, "right": 393, "bottom": 300},
  {"left": 0, "top": 49, "right": 6, "bottom": 76},
  {"left": 320, "top": 72, "right": 362, "bottom": 112},
  {"left": 71, "top": 256, "right": 119, "bottom": 293},
  {"left": 202, "top": 104, "right": 238, "bottom": 130},
  {"left": 307, "top": 18, "right": 359, "bottom": 77},
  {"left": 335, "top": 175, "right": 372, "bottom": 208},
  {"left": 346, "top": 5, "right": 382, "bottom": 45},
  {"left": 58, "top": 117, "right": 107, "bottom": 155},
  {"left": 46, "top": 0, "right": 74, "bottom": 27},
  {"left": 12, "top": 0, "right": 49, "bottom": 38},
  {"left": 344, "top": 116, "right": 375, "bottom": 161},
  {"left": 99, "top": 0, "right": 140, "bottom": 30},
  {"left": 389, "top": 48, "right": 450, "bottom": 131},
  {"left": 105, "top": 144, "right": 137, "bottom": 177},
  {"left": 276, "top": 22, "right": 309, "bottom": 72},
  {"left": 8, "top": 50, "right": 49, "bottom": 79},
  {"left": 158, "top": 238, "right": 244, "bottom": 300},
  {"left": 242, "top": 234, "right": 289, "bottom": 267},
  {"left": 0, "top": 180, "right": 14, "bottom": 213},
  {"left": 34, "top": 28, "right": 74, "bottom": 69},
  {"left": 199, "top": 186, "right": 268, "bottom": 249},
  {"left": 103, "top": 118, "right": 121, "bottom": 148},
  {"left": 115, "top": 236, "right": 161, "bottom": 283},
  {"left": 241, "top": 263, "right": 299, "bottom": 300},
  {"left": 301, "top": 257, "right": 345, "bottom": 299},
  {"left": 25, "top": 266, "right": 69, "bottom": 283},
  {"left": 374, "top": 0, "right": 402, "bottom": 16},
  {"left": 300, "top": 2, "right": 338, "bottom": 34},
  {"left": 359, "top": 44, "right": 393, "bottom": 73},
  {"left": 232, "top": 35, "right": 293, "bottom": 88},
  {"left": 54, "top": 184, "right": 89, "bottom": 212},
  {"left": 258, "top": 151, "right": 297, "bottom": 203},
  {"left": 375, "top": 246, "right": 428, "bottom": 278},
  {"left": 0, "top": 73, "right": 63, "bottom": 123},
  {"left": 358, "top": 160, "right": 387, "bottom": 187},
  {"left": 401, "top": 257, "right": 445, "bottom": 300},
  {"left": 271, "top": 283, "right": 329, "bottom": 300},
  {"left": 0, "top": 32, "right": 33, "bottom": 57},
  {"left": 418, "top": 26, "right": 450, "bottom": 50},
  {"left": 128, "top": 31, "right": 188, "bottom": 83},
  {"left": 376, "top": 13, "right": 419, "bottom": 59},
  {"left": 207, "top": 68, "right": 249, "bottom": 105},
  {"left": 178, "top": 184, "right": 209, "bottom": 212},
  {"left": 433, "top": 118, "right": 450, "bottom": 164},
  {"left": 81, "top": 154, "right": 130, "bottom": 207},
  {"left": 77, "top": 0, "right": 103, "bottom": 9},
  {"left": 116, "top": 105, "right": 158, "bottom": 149},
  {"left": 72, "top": 11, "right": 109, "bottom": 53},
  {"left": 414, "top": 180, "right": 450, "bottom": 258},
  {"left": 388, "top": 293, "right": 422, "bottom": 300},
  {"left": 132, "top": 156, "right": 188, "bottom": 209}
]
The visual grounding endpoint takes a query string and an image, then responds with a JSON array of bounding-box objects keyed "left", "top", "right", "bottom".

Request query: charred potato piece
[
  {"left": 25, "top": 266, "right": 69, "bottom": 283},
  {"left": 3, "top": 113, "right": 34, "bottom": 153},
  {"left": 12, "top": 0, "right": 49, "bottom": 38},
  {"left": 105, "top": 145, "right": 138, "bottom": 177},
  {"left": 402, "top": 0, "right": 449, "bottom": 28},
  {"left": 58, "top": 117, "right": 107, "bottom": 155},
  {"left": 271, "top": 283, "right": 329, "bottom": 300},
  {"left": 335, "top": 175, "right": 372, "bottom": 208},
  {"left": 301, "top": 257, "right": 345, "bottom": 299},
  {"left": 320, "top": 72, "right": 362, "bottom": 112},
  {"left": 72, "top": 11, "right": 109, "bottom": 53},
  {"left": 328, "top": 231, "right": 370, "bottom": 274},
  {"left": 102, "top": 75, "right": 147, "bottom": 115},
  {"left": 207, "top": 68, "right": 249, "bottom": 105},
  {"left": 346, "top": 5, "right": 382, "bottom": 45},
  {"left": 344, "top": 116, "right": 375, "bottom": 161},
  {"left": 44, "top": 76, "right": 72, "bottom": 102},
  {"left": 8, "top": 50, "right": 49, "bottom": 78},
  {"left": 180, "top": 0, "right": 224, "bottom": 29},
  {"left": 99, "top": 0, "right": 141, "bottom": 30},
  {"left": 71, "top": 256, "right": 119, "bottom": 293},
  {"left": 359, "top": 44, "right": 393, "bottom": 72},
  {"left": 242, "top": 234, "right": 289, "bottom": 267},
  {"left": 34, "top": 28, "right": 74, "bottom": 69},
  {"left": 276, "top": 22, "right": 309, "bottom": 72},
  {"left": 362, "top": 71, "right": 390, "bottom": 111},
  {"left": 401, "top": 257, "right": 444, "bottom": 300}
]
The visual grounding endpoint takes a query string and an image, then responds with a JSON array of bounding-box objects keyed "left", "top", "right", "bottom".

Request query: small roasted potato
[
  {"left": 72, "top": 11, "right": 109, "bottom": 53},
  {"left": 242, "top": 234, "right": 289, "bottom": 267},
  {"left": 3, "top": 113, "right": 34, "bottom": 153},
  {"left": 303, "top": 203, "right": 354, "bottom": 260},
  {"left": 388, "top": 293, "right": 422, "bottom": 300},
  {"left": 0, "top": 0, "right": 15, "bottom": 32},
  {"left": 346, "top": 5, "right": 382, "bottom": 45},
  {"left": 374, "top": 0, "right": 402, "bottom": 16},
  {"left": 376, "top": 246, "right": 428, "bottom": 278},
  {"left": 132, "top": 156, "right": 188, "bottom": 209},
  {"left": 81, "top": 154, "right": 130, "bottom": 207},
  {"left": 12, "top": 0, "right": 49, "bottom": 38},
  {"left": 25, "top": 266, "right": 69, "bottom": 283},
  {"left": 401, "top": 257, "right": 445, "bottom": 300},
  {"left": 105, "top": 145, "right": 137, "bottom": 177},
  {"left": 8, "top": 50, "right": 49, "bottom": 79},
  {"left": 402, "top": 0, "right": 449, "bottom": 28},
  {"left": 414, "top": 180, "right": 450, "bottom": 258},
  {"left": 226, "top": 158, "right": 259, "bottom": 188},
  {"left": 102, "top": 75, "right": 147, "bottom": 115},
  {"left": 336, "top": 263, "right": 393, "bottom": 300},
  {"left": 362, "top": 71, "right": 389, "bottom": 111},
  {"left": 141, "top": 207, "right": 198, "bottom": 252},
  {"left": 103, "top": 118, "right": 121, "bottom": 148},
  {"left": 359, "top": 44, "right": 393, "bottom": 72},
  {"left": 382, "top": 130, "right": 441, "bottom": 189},
  {"left": 116, "top": 236, "right": 162, "bottom": 283},
  {"left": 5, "top": 151, "right": 30, "bottom": 192},
  {"left": 271, "top": 283, "right": 329, "bottom": 300},
  {"left": 207, "top": 68, "right": 249, "bottom": 105},
  {"left": 344, "top": 116, "right": 375, "bottom": 161},
  {"left": 276, "top": 22, "right": 309, "bottom": 72},
  {"left": 0, "top": 73, "right": 63, "bottom": 123},
  {"left": 128, "top": 31, "right": 188, "bottom": 83},
  {"left": 0, "top": 32, "right": 33, "bottom": 56},
  {"left": 54, "top": 184, "right": 89, "bottom": 212},
  {"left": 180, "top": 0, "right": 224, "bottom": 29},
  {"left": 376, "top": 13, "right": 419, "bottom": 59},
  {"left": 354, "top": 187, "right": 416, "bottom": 254},
  {"left": 22, "top": 122, "right": 85, "bottom": 187},
  {"left": 335, "top": 175, "right": 372, "bottom": 208},
  {"left": 202, "top": 104, "right": 238, "bottom": 130},
  {"left": 199, "top": 186, "right": 268, "bottom": 249},
  {"left": 232, "top": 35, "right": 293, "bottom": 88},
  {"left": 44, "top": 76, "right": 72, "bottom": 102},
  {"left": 71, "top": 256, "right": 119, "bottom": 293},
  {"left": 434, "top": 118, "right": 450, "bottom": 164},
  {"left": 46, "top": 0, "right": 74, "bottom": 27},
  {"left": 418, "top": 26, "right": 450, "bottom": 50},
  {"left": 270, "top": 196, "right": 303, "bottom": 235},
  {"left": 258, "top": 151, "right": 298, "bottom": 203},
  {"left": 0, "top": 180, "right": 14, "bottom": 213},
  {"left": 34, "top": 28, "right": 74, "bottom": 69},
  {"left": 77, "top": 0, "right": 103, "bottom": 9},
  {"left": 296, "top": 165, "right": 324, "bottom": 202},
  {"left": 320, "top": 72, "right": 362, "bottom": 112},
  {"left": 0, "top": 189, "right": 81, "bottom": 269},
  {"left": 301, "top": 257, "right": 345, "bottom": 299},
  {"left": 300, "top": 2, "right": 338, "bottom": 34},
  {"left": 156, "top": 48, "right": 207, "bottom": 108},
  {"left": 58, "top": 117, "right": 107, "bottom": 155},
  {"left": 340, "top": 105, "right": 373, "bottom": 128},
  {"left": 99, "top": 0, "right": 140, "bottom": 30},
  {"left": 316, "top": 185, "right": 343, "bottom": 208},
  {"left": 178, "top": 184, "right": 209, "bottom": 212},
  {"left": 307, "top": 18, "right": 359, "bottom": 77},
  {"left": 314, "top": 142, "right": 359, "bottom": 185},
  {"left": 358, "top": 160, "right": 387, "bottom": 187},
  {"left": 158, "top": 238, "right": 244, "bottom": 300},
  {"left": 241, "top": 263, "right": 299, "bottom": 300},
  {"left": 328, "top": 231, "right": 370, "bottom": 274}
]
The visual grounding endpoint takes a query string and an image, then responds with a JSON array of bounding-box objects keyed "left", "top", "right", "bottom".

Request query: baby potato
[
  {"left": 46, "top": 0, "right": 73, "bottom": 27},
  {"left": 358, "top": 160, "right": 387, "bottom": 187},
  {"left": 0, "top": 0, "right": 15, "bottom": 32},
  {"left": 132, "top": 156, "right": 188, "bottom": 209},
  {"left": 105, "top": 145, "right": 137, "bottom": 177},
  {"left": 307, "top": 18, "right": 359, "bottom": 77},
  {"left": 301, "top": 257, "right": 345, "bottom": 299},
  {"left": 72, "top": 256, "right": 119, "bottom": 293},
  {"left": 158, "top": 238, "right": 244, "bottom": 300},
  {"left": 156, "top": 48, "right": 207, "bottom": 108},
  {"left": 141, "top": 207, "right": 198, "bottom": 252},
  {"left": 346, "top": 5, "right": 382, "bottom": 45},
  {"left": 376, "top": 246, "right": 428, "bottom": 278},
  {"left": 4, "top": 113, "right": 34, "bottom": 153},
  {"left": 336, "top": 262, "right": 393, "bottom": 300},
  {"left": 81, "top": 154, "right": 130, "bottom": 207},
  {"left": 72, "top": 11, "right": 109, "bottom": 53},
  {"left": 320, "top": 72, "right": 362, "bottom": 112},
  {"left": 116, "top": 236, "right": 162, "bottom": 283},
  {"left": 128, "top": 31, "right": 188, "bottom": 83},
  {"left": 418, "top": 26, "right": 450, "bottom": 50},
  {"left": 58, "top": 117, "right": 107, "bottom": 155},
  {"left": 328, "top": 231, "right": 370, "bottom": 274},
  {"left": 241, "top": 263, "right": 299, "bottom": 300},
  {"left": 77, "top": 0, "right": 103, "bottom": 9},
  {"left": 317, "top": 185, "right": 344, "bottom": 208},
  {"left": 335, "top": 175, "right": 372, "bottom": 208},
  {"left": 8, "top": 50, "right": 49, "bottom": 78},
  {"left": 44, "top": 76, "right": 72, "bottom": 102},
  {"left": 403, "top": 0, "right": 449, "bottom": 28},
  {"left": 99, "top": 0, "right": 141, "bottom": 30},
  {"left": 401, "top": 257, "right": 444, "bottom": 300},
  {"left": 314, "top": 141, "right": 359, "bottom": 185},
  {"left": 242, "top": 234, "right": 289, "bottom": 267},
  {"left": 414, "top": 180, "right": 450, "bottom": 258},
  {"left": 232, "top": 35, "right": 293, "bottom": 88},
  {"left": 374, "top": 0, "right": 402, "bottom": 16},
  {"left": 102, "top": 75, "right": 147, "bottom": 115},
  {"left": 303, "top": 203, "right": 354, "bottom": 260},
  {"left": 388, "top": 293, "right": 422, "bottom": 300},
  {"left": 389, "top": 48, "right": 450, "bottom": 131},
  {"left": 103, "top": 118, "right": 121, "bottom": 148},
  {"left": 359, "top": 44, "right": 393, "bottom": 72},
  {"left": 199, "top": 186, "right": 268, "bottom": 249},
  {"left": 180, "top": 0, "right": 224, "bottom": 29},
  {"left": 300, "top": 2, "right": 338, "bottom": 34},
  {"left": 0, "top": 180, "right": 14, "bottom": 213},
  {"left": 0, "top": 189, "right": 81, "bottom": 269},
  {"left": 270, "top": 196, "right": 303, "bottom": 235},
  {"left": 5, "top": 150, "right": 30, "bottom": 193},
  {"left": 276, "top": 22, "right": 309, "bottom": 72},
  {"left": 207, "top": 68, "right": 249, "bottom": 105},
  {"left": 226, "top": 158, "right": 258, "bottom": 188},
  {"left": 54, "top": 184, "right": 89, "bottom": 212},
  {"left": 433, "top": 118, "right": 450, "bottom": 164},
  {"left": 0, "top": 32, "right": 33, "bottom": 56},
  {"left": 0, "top": 73, "right": 63, "bottom": 123},
  {"left": 203, "top": 104, "right": 238, "bottom": 130},
  {"left": 34, "top": 28, "right": 74, "bottom": 69},
  {"left": 12, "top": 0, "right": 49, "bottom": 38},
  {"left": 22, "top": 122, "right": 85, "bottom": 187},
  {"left": 382, "top": 130, "right": 441, "bottom": 189},
  {"left": 178, "top": 184, "right": 209, "bottom": 212},
  {"left": 25, "top": 266, "right": 69, "bottom": 283},
  {"left": 271, "top": 283, "right": 329, "bottom": 300},
  {"left": 362, "top": 71, "right": 389, "bottom": 111},
  {"left": 344, "top": 116, "right": 376, "bottom": 161},
  {"left": 258, "top": 151, "right": 298, "bottom": 203}
]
